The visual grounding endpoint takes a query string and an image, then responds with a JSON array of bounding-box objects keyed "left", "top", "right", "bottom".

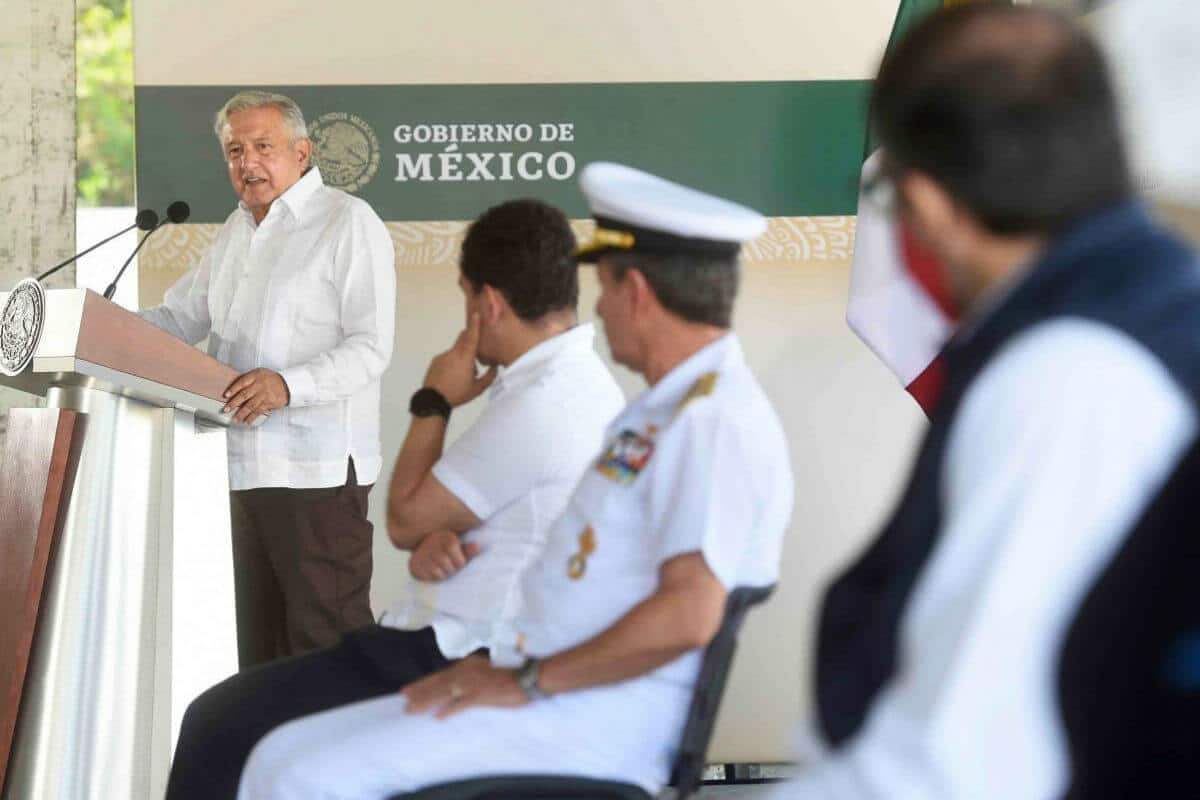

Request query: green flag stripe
[
  {"left": 865, "top": 0, "right": 945, "bottom": 158},
  {"left": 864, "top": 0, "right": 1012, "bottom": 159}
]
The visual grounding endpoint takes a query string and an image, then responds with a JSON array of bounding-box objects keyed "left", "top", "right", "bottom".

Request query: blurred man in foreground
[{"left": 780, "top": 5, "right": 1200, "bottom": 798}]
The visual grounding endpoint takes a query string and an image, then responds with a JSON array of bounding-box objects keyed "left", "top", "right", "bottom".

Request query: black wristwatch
[
  {"left": 516, "top": 657, "right": 548, "bottom": 701},
  {"left": 409, "top": 387, "right": 452, "bottom": 419}
]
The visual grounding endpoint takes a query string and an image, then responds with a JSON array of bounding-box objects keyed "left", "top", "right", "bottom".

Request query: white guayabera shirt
[{"left": 140, "top": 167, "right": 397, "bottom": 490}]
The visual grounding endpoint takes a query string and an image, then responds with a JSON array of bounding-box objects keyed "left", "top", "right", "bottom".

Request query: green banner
[{"left": 135, "top": 81, "right": 869, "bottom": 223}]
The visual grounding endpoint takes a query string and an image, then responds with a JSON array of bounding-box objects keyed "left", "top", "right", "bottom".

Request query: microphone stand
[
  {"left": 103, "top": 225, "right": 162, "bottom": 300},
  {"left": 37, "top": 223, "right": 138, "bottom": 282}
]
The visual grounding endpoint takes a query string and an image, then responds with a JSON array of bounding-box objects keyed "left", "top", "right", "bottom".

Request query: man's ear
[
  {"left": 480, "top": 284, "right": 506, "bottom": 325},
  {"left": 295, "top": 137, "right": 314, "bottom": 170},
  {"left": 624, "top": 267, "right": 657, "bottom": 319},
  {"left": 899, "top": 171, "right": 955, "bottom": 242}
]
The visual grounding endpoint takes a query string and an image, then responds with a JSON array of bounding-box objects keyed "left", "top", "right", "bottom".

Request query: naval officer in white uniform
[{"left": 236, "top": 162, "right": 795, "bottom": 799}]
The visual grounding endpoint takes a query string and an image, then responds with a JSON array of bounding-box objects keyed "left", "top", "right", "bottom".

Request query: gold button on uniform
[{"left": 567, "top": 525, "right": 596, "bottom": 579}]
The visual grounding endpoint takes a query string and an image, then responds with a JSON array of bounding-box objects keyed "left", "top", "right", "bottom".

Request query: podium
[{"left": 0, "top": 288, "right": 240, "bottom": 799}]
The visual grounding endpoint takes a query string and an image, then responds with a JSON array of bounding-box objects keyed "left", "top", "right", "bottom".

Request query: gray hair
[
  {"left": 213, "top": 90, "right": 310, "bottom": 145},
  {"left": 605, "top": 251, "right": 740, "bottom": 329}
]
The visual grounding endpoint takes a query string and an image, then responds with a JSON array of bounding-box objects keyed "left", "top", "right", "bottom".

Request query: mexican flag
[{"left": 846, "top": 0, "right": 999, "bottom": 413}]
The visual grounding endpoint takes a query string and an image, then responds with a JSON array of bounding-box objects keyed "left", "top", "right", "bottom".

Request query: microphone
[
  {"left": 165, "top": 200, "right": 191, "bottom": 224},
  {"left": 103, "top": 201, "right": 190, "bottom": 301},
  {"left": 36, "top": 209, "right": 159, "bottom": 282}
]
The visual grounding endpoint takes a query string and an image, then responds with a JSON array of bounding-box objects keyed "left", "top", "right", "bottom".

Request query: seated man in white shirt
[
  {"left": 164, "top": 199, "right": 625, "bottom": 800},
  {"left": 234, "top": 163, "right": 794, "bottom": 799}
]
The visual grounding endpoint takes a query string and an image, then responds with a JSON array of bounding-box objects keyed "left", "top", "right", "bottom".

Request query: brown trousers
[{"left": 229, "top": 459, "right": 375, "bottom": 669}]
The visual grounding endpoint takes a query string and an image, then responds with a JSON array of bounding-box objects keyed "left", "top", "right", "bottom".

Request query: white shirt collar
[
  {"left": 239, "top": 166, "right": 324, "bottom": 226},
  {"left": 636, "top": 333, "right": 743, "bottom": 414},
  {"left": 491, "top": 323, "right": 597, "bottom": 396}
]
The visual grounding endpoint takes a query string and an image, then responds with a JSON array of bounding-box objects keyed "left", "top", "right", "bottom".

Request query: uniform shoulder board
[{"left": 675, "top": 372, "right": 720, "bottom": 415}]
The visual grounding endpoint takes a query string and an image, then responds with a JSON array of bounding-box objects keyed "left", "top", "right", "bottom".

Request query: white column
[
  {"left": 0, "top": 0, "right": 75, "bottom": 413},
  {"left": 0, "top": 0, "right": 76, "bottom": 290}
]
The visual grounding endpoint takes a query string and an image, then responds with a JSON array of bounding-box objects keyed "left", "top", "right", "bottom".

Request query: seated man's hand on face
[
  {"left": 402, "top": 654, "right": 528, "bottom": 719},
  {"left": 424, "top": 313, "right": 498, "bottom": 408},
  {"left": 409, "top": 530, "right": 481, "bottom": 582},
  {"left": 223, "top": 368, "right": 291, "bottom": 424}
]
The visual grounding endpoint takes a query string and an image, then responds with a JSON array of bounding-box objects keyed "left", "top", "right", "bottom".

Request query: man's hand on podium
[{"left": 223, "top": 368, "right": 291, "bottom": 424}]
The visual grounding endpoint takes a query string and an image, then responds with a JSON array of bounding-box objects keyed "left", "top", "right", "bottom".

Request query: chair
[{"left": 391, "top": 584, "right": 776, "bottom": 800}]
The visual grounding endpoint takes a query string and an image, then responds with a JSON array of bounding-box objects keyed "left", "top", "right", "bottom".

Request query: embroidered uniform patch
[{"left": 595, "top": 429, "right": 655, "bottom": 485}]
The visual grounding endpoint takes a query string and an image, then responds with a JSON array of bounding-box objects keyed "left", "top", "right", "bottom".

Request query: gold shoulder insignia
[{"left": 675, "top": 372, "right": 719, "bottom": 415}]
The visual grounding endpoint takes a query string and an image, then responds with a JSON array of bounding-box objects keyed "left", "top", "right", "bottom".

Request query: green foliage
[{"left": 77, "top": 0, "right": 134, "bottom": 207}]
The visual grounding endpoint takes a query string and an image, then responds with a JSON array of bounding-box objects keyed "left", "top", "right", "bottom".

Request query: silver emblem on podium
[{"left": 1, "top": 277, "right": 46, "bottom": 376}]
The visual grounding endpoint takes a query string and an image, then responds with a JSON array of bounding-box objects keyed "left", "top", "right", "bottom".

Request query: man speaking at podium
[{"left": 139, "top": 90, "right": 397, "bottom": 668}]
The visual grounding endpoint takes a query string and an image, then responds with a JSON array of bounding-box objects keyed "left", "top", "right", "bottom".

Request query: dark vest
[{"left": 815, "top": 201, "right": 1200, "bottom": 797}]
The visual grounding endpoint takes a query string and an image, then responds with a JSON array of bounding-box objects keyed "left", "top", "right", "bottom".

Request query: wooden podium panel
[
  {"left": 75, "top": 291, "right": 237, "bottom": 402},
  {"left": 0, "top": 289, "right": 242, "bottom": 425},
  {"left": 0, "top": 409, "right": 84, "bottom": 794}
]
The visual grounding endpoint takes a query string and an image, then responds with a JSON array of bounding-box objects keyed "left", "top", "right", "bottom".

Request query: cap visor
[{"left": 573, "top": 240, "right": 617, "bottom": 264}]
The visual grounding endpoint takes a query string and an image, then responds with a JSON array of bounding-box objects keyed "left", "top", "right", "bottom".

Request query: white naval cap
[{"left": 574, "top": 162, "right": 767, "bottom": 262}]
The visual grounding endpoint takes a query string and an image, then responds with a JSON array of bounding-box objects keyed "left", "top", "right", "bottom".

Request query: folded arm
[{"left": 386, "top": 415, "right": 480, "bottom": 549}]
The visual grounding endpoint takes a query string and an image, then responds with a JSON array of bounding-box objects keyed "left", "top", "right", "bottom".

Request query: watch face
[
  {"left": 518, "top": 658, "right": 544, "bottom": 699},
  {"left": 410, "top": 388, "right": 451, "bottom": 418}
]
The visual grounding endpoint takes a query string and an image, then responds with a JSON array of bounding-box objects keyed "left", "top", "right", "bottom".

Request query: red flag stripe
[
  {"left": 899, "top": 224, "right": 958, "bottom": 320},
  {"left": 905, "top": 355, "right": 945, "bottom": 414}
]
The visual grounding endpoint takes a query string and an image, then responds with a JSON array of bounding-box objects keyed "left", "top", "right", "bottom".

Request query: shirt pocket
[
  {"left": 290, "top": 278, "right": 343, "bottom": 352},
  {"left": 271, "top": 253, "right": 341, "bottom": 343},
  {"left": 286, "top": 400, "right": 342, "bottom": 426},
  {"left": 293, "top": 279, "right": 341, "bottom": 332},
  {"left": 579, "top": 480, "right": 652, "bottom": 581},
  {"left": 283, "top": 404, "right": 344, "bottom": 467}
]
